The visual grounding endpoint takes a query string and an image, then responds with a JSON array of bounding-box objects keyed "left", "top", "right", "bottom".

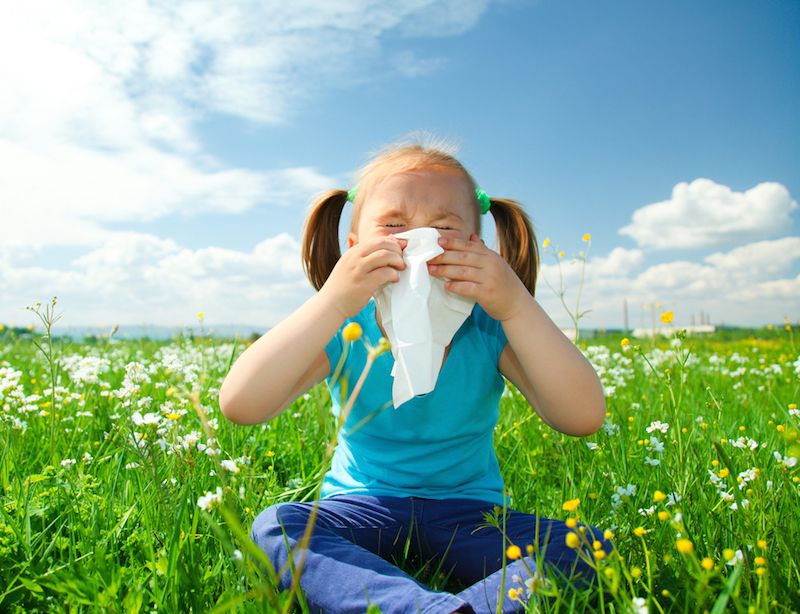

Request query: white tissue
[{"left": 373, "top": 227, "right": 475, "bottom": 408}]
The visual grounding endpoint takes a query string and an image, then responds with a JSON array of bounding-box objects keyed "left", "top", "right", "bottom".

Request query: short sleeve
[{"left": 472, "top": 305, "right": 508, "bottom": 364}]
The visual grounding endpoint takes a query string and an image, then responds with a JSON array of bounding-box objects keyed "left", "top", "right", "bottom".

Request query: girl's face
[{"left": 348, "top": 168, "right": 479, "bottom": 247}]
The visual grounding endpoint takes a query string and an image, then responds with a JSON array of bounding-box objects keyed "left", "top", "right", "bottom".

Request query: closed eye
[{"left": 384, "top": 223, "right": 405, "bottom": 228}]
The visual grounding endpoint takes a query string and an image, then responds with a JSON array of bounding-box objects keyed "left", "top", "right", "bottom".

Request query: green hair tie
[
  {"left": 475, "top": 188, "right": 491, "bottom": 214},
  {"left": 346, "top": 183, "right": 491, "bottom": 214}
]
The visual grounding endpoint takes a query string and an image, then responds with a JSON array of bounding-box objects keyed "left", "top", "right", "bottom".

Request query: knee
[{"left": 251, "top": 501, "right": 312, "bottom": 545}]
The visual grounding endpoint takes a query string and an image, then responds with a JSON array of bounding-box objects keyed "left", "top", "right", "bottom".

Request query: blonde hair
[{"left": 301, "top": 139, "right": 539, "bottom": 295}]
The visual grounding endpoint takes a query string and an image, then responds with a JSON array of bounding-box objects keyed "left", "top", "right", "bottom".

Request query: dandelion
[
  {"left": 343, "top": 322, "right": 363, "bottom": 342},
  {"left": 633, "top": 527, "right": 647, "bottom": 537},
  {"left": 653, "top": 490, "right": 667, "bottom": 503},
  {"left": 543, "top": 238, "right": 551, "bottom": 248},
  {"left": 701, "top": 557, "right": 714, "bottom": 570},
  {"left": 558, "top": 251, "right": 565, "bottom": 259},
  {"left": 565, "top": 532, "right": 580, "bottom": 549},
  {"left": 603, "top": 529, "right": 614, "bottom": 540},
  {"left": 660, "top": 311, "right": 674, "bottom": 324},
  {"left": 620, "top": 338, "right": 630, "bottom": 349},
  {"left": 755, "top": 556, "right": 766, "bottom": 566},
  {"left": 507, "top": 588, "right": 521, "bottom": 601},
  {"left": 197, "top": 311, "right": 205, "bottom": 320},
  {"left": 582, "top": 233, "right": 591, "bottom": 242},
  {"left": 506, "top": 544, "right": 522, "bottom": 560},
  {"left": 657, "top": 511, "right": 670, "bottom": 521},
  {"left": 594, "top": 549, "right": 606, "bottom": 560},
  {"left": 566, "top": 518, "right": 577, "bottom": 528},
  {"left": 562, "top": 498, "right": 580, "bottom": 512},
  {"left": 758, "top": 539, "right": 767, "bottom": 549},
  {"left": 631, "top": 567, "right": 642, "bottom": 579},
  {"left": 676, "top": 539, "right": 694, "bottom": 554}
]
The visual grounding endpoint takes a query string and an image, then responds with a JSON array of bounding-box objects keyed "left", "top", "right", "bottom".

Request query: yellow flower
[
  {"left": 566, "top": 518, "right": 577, "bottom": 528},
  {"left": 758, "top": 539, "right": 767, "bottom": 549},
  {"left": 593, "top": 550, "right": 606, "bottom": 560},
  {"left": 789, "top": 403, "right": 797, "bottom": 410},
  {"left": 166, "top": 413, "right": 181, "bottom": 420},
  {"left": 197, "top": 311, "right": 205, "bottom": 320},
  {"left": 701, "top": 557, "right": 714, "bottom": 571},
  {"left": 543, "top": 238, "right": 551, "bottom": 248},
  {"left": 582, "top": 233, "right": 591, "bottom": 242},
  {"left": 562, "top": 498, "right": 580, "bottom": 512},
  {"left": 676, "top": 539, "right": 694, "bottom": 554},
  {"left": 653, "top": 490, "right": 666, "bottom": 503},
  {"left": 756, "top": 568, "right": 765, "bottom": 576},
  {"left": 508, "top": 588, "right": 520, "bottom": 601},
  {"left": 343, "top": 322, "right": 363, "bottom": 342},
  {"left": 593, "top": 540, "right": 603, "bottom": 550},
  {"left": 754, "top": 556, "right": 766, "bottom": 566},
  {"left": 631, "top": 566, "right": 642, "bottom": 579},
  {"left": 660, "top": 311, "right": 675, "bottom": 324},
  {"left": 657, "top": 511, "right": 670, "bottom": 521},
  {"left": 620, "top": 337, "right": 630, "bottom": 349},
  {"left": 718, "top": 468, "right": 730, "bottom": 478},
  {"left": 506, "top": 545, "right": 522, "bottom": 560},
  {"left": 633, "top": 527, "right": 647, "bottom": 537},
  {"left": 526, "top": 544, "right": 534, "bottom": 556},
  {"left": 603, "top": 529, "right": 615, "bottom": 540},
  {"left": 723, "top": 548, "right": 735, "bottom": 561},
  {"left": 565, "top": 532, "right": 580, "bottom": 549},
  {"left": 558, "top": 251, "right": 565, "bottom": 259}
]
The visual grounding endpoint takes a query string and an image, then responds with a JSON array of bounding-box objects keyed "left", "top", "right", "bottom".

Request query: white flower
[
  {"left": 131, "top": 411, "right": 161, "bottom": 426},
  {"left": 630, "top": 596, "right": 648, "bottom": 614},
  {"left": 82, "top": 452, "right": 93, "bottom": 463},
  {"left": 125, "top": 462, "right": 140, "bottom": 469},
  {"left": 220, "top": 459, "right": 239, "bottom": 473},
  {"left": 197, "top": 487, "right": 224, "bottom": 511},
  {"left": 647, "top": 436, "right": 664, "bottom": 453},
  {"left": 586, "top": 442, "right": 599, "bottom": 450},
  {"left": 646, "top": 421, "right": 669, "bottom": 434},
  {"left": 644, "top": 457, "right": 660, "bottom": 466},
  {"left": 602, "top": 422, "right": 620, "bottom": 435},
  {"left": 666, "top": 492, "right": 681, "bottom": 506},
  {"left": 60, "top": 458, "right": 76, "bottom": 468},
  {"left": 726, "top": 549, "right": 744, "bottom": 566},
  {"left": 232, "top": 549, "right": 243, "bottom": 561},
  {"left": 774, "top": 451, "right": 798, "bottom": 468},
  {"left": 638, "top": 506, "right": 655, "bottom": 516}
]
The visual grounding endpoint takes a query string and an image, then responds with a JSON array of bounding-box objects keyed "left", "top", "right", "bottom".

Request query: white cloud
[
  {"left": 0, "top": 1, "right": 490, "bottom": 250},
  {"left": 1, "top": 232, "right": 310, "bottom": 327},
  {"left": 619, "top": 179, "right": 797, "bottom": 250},
  {"left": 536, "top": 237, "right": 799, "bottom": 328}
]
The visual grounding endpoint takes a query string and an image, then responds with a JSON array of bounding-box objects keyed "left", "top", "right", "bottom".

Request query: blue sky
[{"left": 1, "top": 0, "right": 798, "bottom": 331}]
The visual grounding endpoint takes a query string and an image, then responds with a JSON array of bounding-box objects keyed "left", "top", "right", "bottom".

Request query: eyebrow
[{"left": 379, "top": 207, "right": 464, "bottom": 221}]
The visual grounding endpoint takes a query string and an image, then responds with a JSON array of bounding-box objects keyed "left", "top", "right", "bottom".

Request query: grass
[{"left": 1, "top": 308, "right": 799, "bottom": 612}]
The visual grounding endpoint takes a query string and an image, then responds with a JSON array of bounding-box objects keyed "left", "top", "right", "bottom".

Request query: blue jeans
[{"left": 251, "top": 495, "right": 611, "bottom": 614}]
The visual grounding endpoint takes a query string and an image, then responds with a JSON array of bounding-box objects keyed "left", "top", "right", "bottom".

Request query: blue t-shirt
[{"left": 322, "top": 298, "right": 509, "bottom": 506}]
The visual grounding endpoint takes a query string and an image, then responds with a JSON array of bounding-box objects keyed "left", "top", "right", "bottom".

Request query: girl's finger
[
  {"left": 428, "top": 264, "right": 481, "bottom": 282},
  {"left": 437, "top": 235, "right": 485, "bottom": 253},
  {"left": 361, "top": 248, "right": 406, "bottom": 273},
  {"left": 428, "top": 248, "right": 482, "bottom": 266},
  {"left": 443, "top": 279, "right": 481, "bottom": 298}
]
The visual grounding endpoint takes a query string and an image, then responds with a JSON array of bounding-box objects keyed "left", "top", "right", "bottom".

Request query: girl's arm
[
  {"left": 497, "top": 300, "right": 606, "bottom": 436},
  {"left": 428, "top": 234, "right": 605, "bottom": 436},
  {"left": 219, "top": 292, "right": 339, "bottom": 425},
  {"left": 219, "top": 236, "right": 406, "bottom": 425}
]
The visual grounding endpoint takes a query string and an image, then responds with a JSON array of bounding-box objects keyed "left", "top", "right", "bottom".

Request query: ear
[{"left": 347, "top": 231, "right": 357, "bottom": 248}]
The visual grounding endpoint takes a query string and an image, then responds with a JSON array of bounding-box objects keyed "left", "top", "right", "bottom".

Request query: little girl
[{"left": 220, "top": 140, "right": 610, "bottom": 613}]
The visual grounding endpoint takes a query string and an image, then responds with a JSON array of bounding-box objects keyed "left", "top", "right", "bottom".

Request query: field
[{"left": 1, "top": 303, "right": 799, "bottom": 613}]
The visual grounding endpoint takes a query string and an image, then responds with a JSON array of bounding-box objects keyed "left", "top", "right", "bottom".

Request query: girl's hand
[
  {"left": 427, "top": 233, "right": 529, "bottom": 322},
  {"left": 319, "top": 237, "right": 407, "bottom": 319}
]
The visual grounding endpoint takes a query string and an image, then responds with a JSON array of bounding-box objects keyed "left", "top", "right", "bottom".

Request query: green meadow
[{"left": 1, "top": 302, "right": 799, "bottom": 613}]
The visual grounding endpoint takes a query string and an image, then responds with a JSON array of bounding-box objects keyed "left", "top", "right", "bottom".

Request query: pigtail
[
  {"left": 301, "top": 189, "right": 348, "bottom": 291},
  {"left": 488, "top": 198, "right": 539, "bottom": 296}
]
